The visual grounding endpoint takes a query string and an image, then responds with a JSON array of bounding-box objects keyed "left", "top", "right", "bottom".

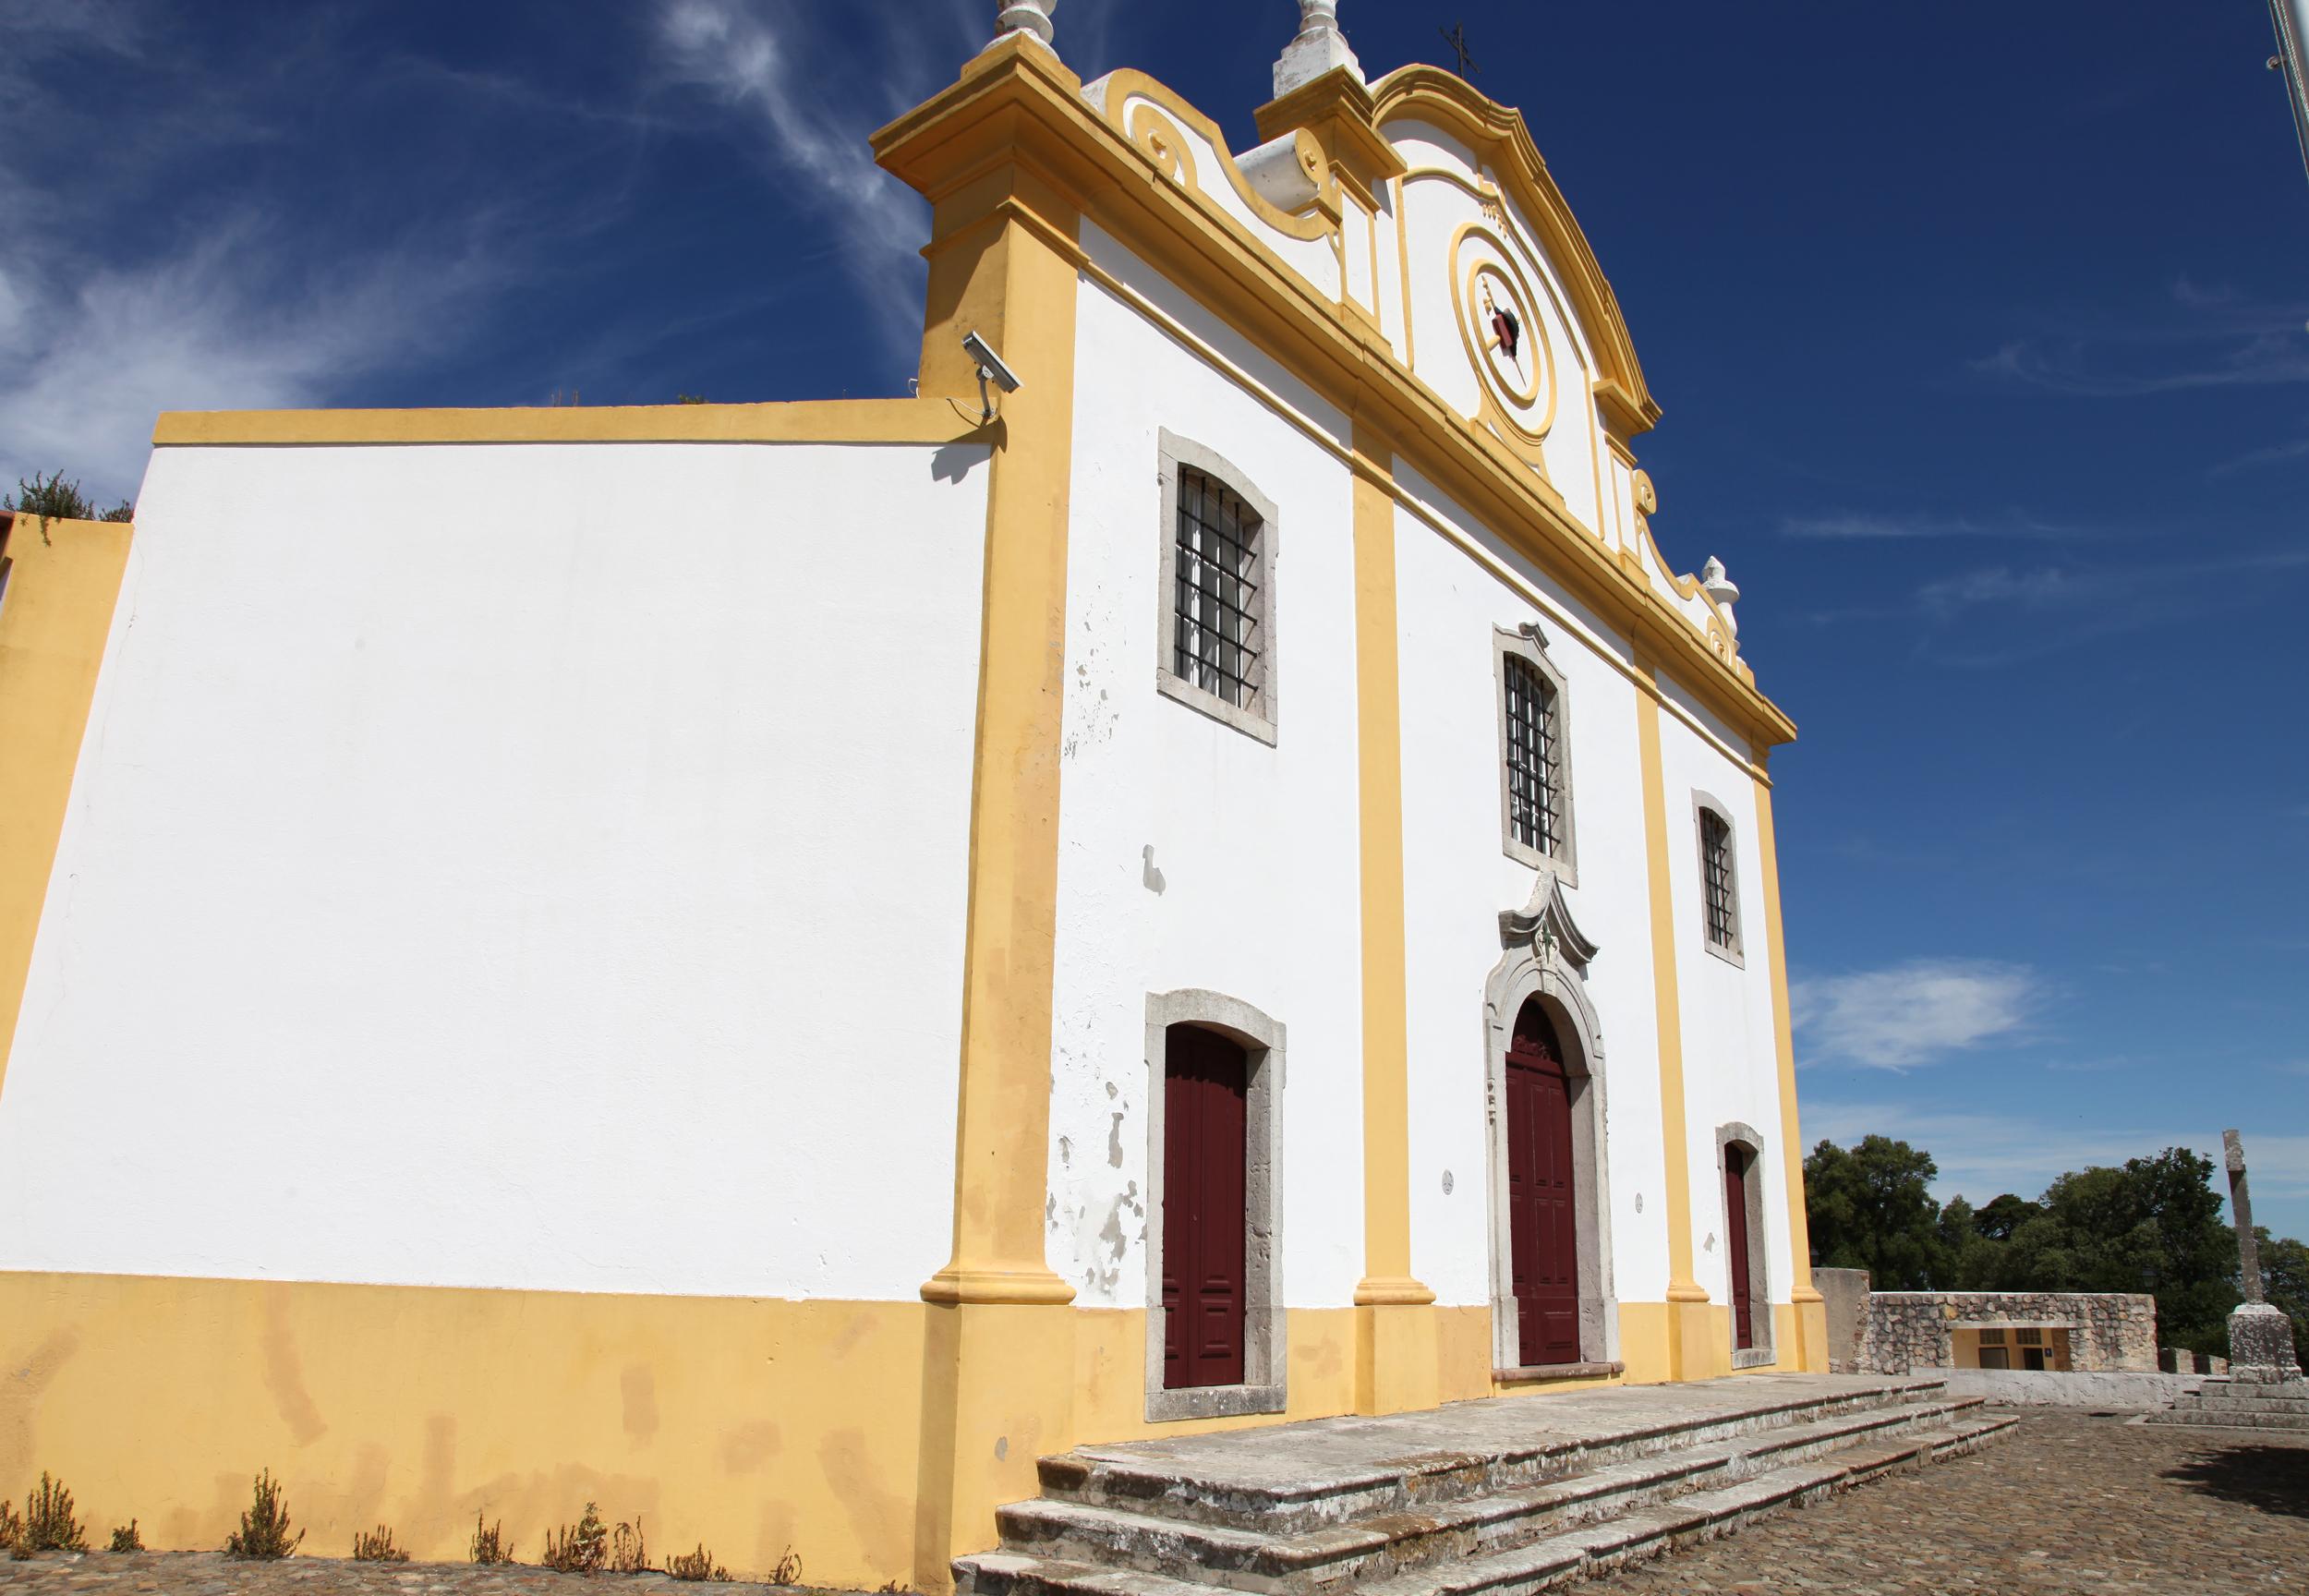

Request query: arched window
[
  {"left": 1157, "top": 431, "right": 1279, "bottom": 744},
  {"left": 1493, "top": 625, "right": 1577, "bottom": 881}
]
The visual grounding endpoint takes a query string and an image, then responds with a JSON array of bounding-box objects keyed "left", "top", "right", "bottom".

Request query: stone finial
[
  {"left": 995, "top": 0, "right": 1056, "bottom": 51},
  {"left": 1275, "top": 0, "right": 1362, "bottom": 96},
  {"left": 1700, "top": 556, "right": 1741, "bottom": 635}
]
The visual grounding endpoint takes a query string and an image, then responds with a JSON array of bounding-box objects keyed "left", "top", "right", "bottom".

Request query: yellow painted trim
[
  {"left": 1393, "top": 177, "right": 1418, "bottom": 370},
  {"left": 1753, "top": 773, "right": 1827, "bottom": 1369},
  {"left": 151, "top": 397, "right": 993, "bottom": 449},
  {"left": 0, "top": 1270, "right": 929, "bottom": 1587},
  {"left": 0, "top": 514, "right": 134, "bottom": 1111},
  {"left": 1347, "top": 425, "right": 1435, "bottom": 1415},
  {"left": 885, "top": 39, "right": 1090, "bottom": 1587},
  {"left": 1635, "top": 671, "right": 1709, "bottom": 1374},
  {"left": 1091, "top": 70, "right": 1341, "bottom": 239}
]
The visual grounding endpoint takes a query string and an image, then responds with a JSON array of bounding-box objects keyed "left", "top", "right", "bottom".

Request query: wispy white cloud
[
  {"left": 0, "top": 221, "right": 502, "bottom": 500},
  {"left": 1897, "top": 548, "right": 2309, "bottom": 666},
  {"left": 650, "top": 0, "right": 982, "bottom": 369},
  {"left": 1974, "top": 280, "right": 2309, "bottom": 397},
  {"left": 1778, "top": 510, "right": 2084, "bottom": 542},
  {"left": 1792, "top": 958, "right": 2042, "bottom": 1070},
  {"left": 2209, "top": 429, "right": 2309, "bottom": 477}
]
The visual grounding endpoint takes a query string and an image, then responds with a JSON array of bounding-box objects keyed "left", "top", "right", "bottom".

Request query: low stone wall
[
  {"left": 1937, "top": 1369, "right": 2205, "bottom": 1409},
  {"left": 1863, "top": 1291, "right": 2158, "bottom": 1373}
]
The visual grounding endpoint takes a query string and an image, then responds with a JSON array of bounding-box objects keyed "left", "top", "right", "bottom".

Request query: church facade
[{"left": 0, "top": 6, "right": 1823, "bottom": 1588}]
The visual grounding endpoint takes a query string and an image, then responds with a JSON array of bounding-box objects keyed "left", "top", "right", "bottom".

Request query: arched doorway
[
  {"left": 1505, "top": 998, "right": 1580, "bottom": 1366},
  {"left": 1162, "top": 1022, "right": 1249, "bottom": 1390}
]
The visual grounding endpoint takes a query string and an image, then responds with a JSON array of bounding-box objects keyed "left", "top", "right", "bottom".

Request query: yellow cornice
[
  {"left": 878, "top": 50, "right": 1791, "bottom": 747},
  {"left": 1371, "top": 65, "right": 1661, "bottom": 439},
  {"left": 151, "top": 398, "right": 992, "bottom": 449},
  {"left": 1092, "top": 69, "right": 1341, "bottom": 237}
]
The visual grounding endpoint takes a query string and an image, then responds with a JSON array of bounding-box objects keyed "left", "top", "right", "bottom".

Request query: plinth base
[{"left": 2228, "top": 1301, "right": 2303, "bottom": 1384}]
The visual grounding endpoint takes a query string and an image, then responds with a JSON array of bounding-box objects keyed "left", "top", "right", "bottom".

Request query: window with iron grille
[
  {"left": 2015, "top": 1327, "right": 2043, "bottom": 1347},
  {"left": 1173, "top": 468, "right": 1263, "bottom": 710},
  {"left": 1695, "top": 798, "right": 1743, "bottom": 962},
  {"left": 1156, "top": 432, "right": 1278, "bottom": 744},
  {"left": 1502, "top": 656, "right": 1562, "bottom": 855},
  {"left": 1979, "top": 1327, "right": 2007, "bottom": 1345},
  {"left": 1493, "top": 626, "right": 1577, "bottom": 881}
]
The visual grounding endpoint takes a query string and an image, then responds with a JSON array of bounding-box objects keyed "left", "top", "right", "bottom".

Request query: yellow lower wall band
[{"left": 4, "top": 1273, "right": 1764, "bottom": 1582}]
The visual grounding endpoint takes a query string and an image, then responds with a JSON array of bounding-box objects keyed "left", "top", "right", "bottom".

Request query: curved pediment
[
  {"left": 1500, "top": 871, "right": 1599, "bottom": 973},
  {"left": 1372, "top": 66, "right": 1657, "bottom": 438}
]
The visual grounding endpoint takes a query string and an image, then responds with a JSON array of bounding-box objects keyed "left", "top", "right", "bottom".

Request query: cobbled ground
[
  {"left": 1, "top": 1413, "right": 2302, "bottom": 1594},
  {"left": 1585, "top": 1411, "right": 2307, "bottom": 1593}
]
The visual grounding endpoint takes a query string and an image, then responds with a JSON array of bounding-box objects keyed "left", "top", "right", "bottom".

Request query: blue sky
[{"left": 7, "top": 2, "right": 2304, "bottom": 1239}]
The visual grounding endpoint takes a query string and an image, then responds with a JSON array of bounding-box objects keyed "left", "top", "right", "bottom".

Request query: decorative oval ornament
[{"left": 1448, "top": 222, "right": 1557, "bottom": 458}]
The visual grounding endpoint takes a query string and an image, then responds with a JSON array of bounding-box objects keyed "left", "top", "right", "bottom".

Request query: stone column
[{"left": 2224, "top": 1130, "right": 2303, "bottom": 1383}]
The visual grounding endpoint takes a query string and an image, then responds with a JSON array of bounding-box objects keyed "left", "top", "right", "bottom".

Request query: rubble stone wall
[{"left": 1862, "top": 1291, "right": 2158, "bottom": 1373}]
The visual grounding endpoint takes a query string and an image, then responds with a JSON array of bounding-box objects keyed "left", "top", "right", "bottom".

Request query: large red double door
[
  {"left": 1162, "top": 1024, "right": 1248, "bottom": 1389},
  {"left": 1505, "top": 998, "right": 1582, "bottom": 1366}
]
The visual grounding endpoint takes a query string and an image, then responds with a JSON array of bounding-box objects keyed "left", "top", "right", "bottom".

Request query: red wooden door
[
  {"left": 1505, "top": 999, "right": 1581, "bottom": 1366},
  {"left": 1163, "top": 1025, "right": 1247, "bottom": 1388},
  {"left": 1725, "top": 1148, "right": 1754, "bottom": 1350}
]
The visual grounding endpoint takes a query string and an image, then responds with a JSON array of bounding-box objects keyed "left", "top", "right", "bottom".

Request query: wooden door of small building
[
  {"left": 1163, "top": 1024, "right": 1248, "bottom": 1388},
  {"left": 1724, "top": 1146, "right": 1754, "bottom": 1351},
  {"left": 1505, "top": 999, "right": 1581, "bottom": 1366}
]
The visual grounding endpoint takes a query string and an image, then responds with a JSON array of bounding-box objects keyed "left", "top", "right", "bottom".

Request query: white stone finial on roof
[
  {"left": 995, "top": 0, "right": 1057, "bottom": 51},
  {"left": 1275, "top": 0, "right": 1362, "bottom": 96},
  {"left": 1700, "top": 557, "right": 1741, "bottom": 635}
]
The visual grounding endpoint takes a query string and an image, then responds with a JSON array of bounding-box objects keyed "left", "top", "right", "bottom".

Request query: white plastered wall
[
  {"left": 0, "top": 439, "right": 990, "bottom": 1301},
  {"left": 1392, "top": 469, "right": 1673, "bottom": 1312},
  {"left": 1653, "top": 679, "right": 1796, "bottom": 1319},
  {"left": 1046, "top": 229, "right": 1365, "bottom": 1312}
]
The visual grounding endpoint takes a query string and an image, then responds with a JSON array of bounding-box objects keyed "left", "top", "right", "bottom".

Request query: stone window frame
[
  {"left": 1155, "top": 429, "right": 1279, "bottom": 746},
  {"left": 1482, "top": 910, "right": 1617, "bottom": 1379},
  {"left": 1493, "top": 624, "right": 1578, "bottom": 886},
  {"left": 1715, "top": 1121, "right": 1775, "bottom": 1370},
  {"left": 1690, "top": 791, "right": 1744, "bottom": 967},
  {"left": 1142, "top": 989, "right": 1287, "bottom": 1421}
]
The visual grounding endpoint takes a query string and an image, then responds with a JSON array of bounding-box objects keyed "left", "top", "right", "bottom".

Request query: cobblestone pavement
[
  {"left": 2, "top": 1413, "right": 2302, "bottom": 1594},
  {"left": 1587, "top": 1411, "right": 2307, "bottom": 1593}
]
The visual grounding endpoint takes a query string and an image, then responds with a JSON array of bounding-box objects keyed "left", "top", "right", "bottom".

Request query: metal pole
[{"left": 2271, "top": 0, "right": 2309, "bottom": 191}]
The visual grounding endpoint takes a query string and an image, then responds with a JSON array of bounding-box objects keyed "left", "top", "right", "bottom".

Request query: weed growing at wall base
[
  {"left": 225, "top": 1469, "right": 302, "bottom": 1558},
  {"left": 109, "top": 1519, "right": 143, "bottom": 1554},
  {"left": 352, "top": 1525, "right": 409, "bottom": 1562},
  {"left": 540, "top": 1503, "right": 607, "bottom": 1573},
  {"left": 18, "top": 1474, "right": 87, "bottom": 1554},
  {"left": 470, "top": 1513, "right": 514, "bottom": 1565},
  {"left": 666, "top": 1542, "right": 731, "bottom": 1582}
]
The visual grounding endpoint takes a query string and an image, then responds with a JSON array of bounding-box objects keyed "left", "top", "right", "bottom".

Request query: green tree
[
  {"left": 1975, "top": 1191, "right": 2042, "bottom": 1241},
  {"left": 1804, "top": 1135, "right": 1946, "bottom": 1289},
  {"left": 2255, "top": 1229, "right": 2309, "bottom": 1358},
  {"left": 3, "top": 471, "right": 131, "bottom": 522}
]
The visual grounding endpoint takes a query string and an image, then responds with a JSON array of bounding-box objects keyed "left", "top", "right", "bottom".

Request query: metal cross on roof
[{"left": 1439, "top": 21, "right": 1480, "bottom": 79}]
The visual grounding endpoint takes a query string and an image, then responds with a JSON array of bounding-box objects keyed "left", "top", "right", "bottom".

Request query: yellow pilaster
[
  {"left": 1752, "top": 769, "right": 1827, "bottom": 1370},
  {"left": 1348, "top": 425, "right": 1437, "bottom": 1416},
  {"left": 876, "top": 39, "right": 1090, "bottom": 1589},
  {"left": 0, "top": 514, "right": 134, "bottom": 1107},
  {"left": 1633, "top": 670, "right": 1715, "bottom": 1379}
]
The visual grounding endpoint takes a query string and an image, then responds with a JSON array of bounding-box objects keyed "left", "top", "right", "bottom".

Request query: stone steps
[
  {"left": 1034, "top": 1380, "right": 1945, "bottom": 1534},
  {"left": 2141, "top": 1378, "right": 2309, "bottom": 1431},
  {"left": 958, "top": 1378, "right": 2014, "bottom": 1596},
  {"left": 996, "top": 1400, "right": 1983, "bottom": 1593}
]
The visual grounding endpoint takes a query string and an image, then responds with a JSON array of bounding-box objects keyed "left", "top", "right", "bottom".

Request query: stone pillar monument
[
  {"left": 1275, "top": 1, "right": 1363, "bottom": 95},
  {"left": 2223, "top": 1130, "right": 2303, "bottom": 1383}
]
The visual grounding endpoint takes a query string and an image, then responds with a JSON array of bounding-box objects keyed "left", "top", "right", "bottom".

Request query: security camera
[{"left": 962, "top": 330, "right": 1022, "bottom": 393}]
